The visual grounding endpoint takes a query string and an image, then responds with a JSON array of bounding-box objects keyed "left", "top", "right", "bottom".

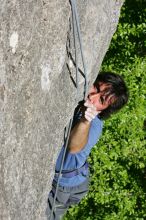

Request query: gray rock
[{"left": 0, "top": 0, "right": 124, "bottom": 219}]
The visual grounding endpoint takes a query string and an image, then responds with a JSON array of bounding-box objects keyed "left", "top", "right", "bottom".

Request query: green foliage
[
  {"left": 64, "top": 0, "right": 146, "bottom": 219},
  {"left": 103, "top": 0, "right": 146, "bottom": 70}
]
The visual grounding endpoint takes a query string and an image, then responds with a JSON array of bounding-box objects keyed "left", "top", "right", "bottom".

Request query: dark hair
[{"left": 94, "top": 72, "right": 129, "bottom": 120}]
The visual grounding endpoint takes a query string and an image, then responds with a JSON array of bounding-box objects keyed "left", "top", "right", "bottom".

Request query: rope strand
[
  {"left": 72, "top": 0, "right": 88, "bottom": 99},
  {"left": 49, "top": 1, "right": 88, "bottom": 219},
  {"left": 49, "top": 118, "right": 73, "bottom": 220},
  {"left": 72, "top": 0, "right": 79, "bottom": 100}
]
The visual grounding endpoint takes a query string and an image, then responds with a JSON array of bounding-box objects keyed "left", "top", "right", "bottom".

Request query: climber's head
[{"left": 87, "top": 72, "right": 129, "bottom": 119}]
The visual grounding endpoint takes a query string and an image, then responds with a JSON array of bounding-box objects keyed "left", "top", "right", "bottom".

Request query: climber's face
[{"left": 87, "top": 83, "right": 115, "bottom": 112}]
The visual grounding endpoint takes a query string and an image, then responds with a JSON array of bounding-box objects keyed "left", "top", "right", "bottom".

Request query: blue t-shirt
[{"left": 54, "top": 116, "right": 103, "bottom": 187}]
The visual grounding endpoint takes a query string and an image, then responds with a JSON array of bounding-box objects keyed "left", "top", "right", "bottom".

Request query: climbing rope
[
  {"left": 49, "top": 1, "right": 88, "bottom": 219},
  {"left": 72, "top": 0, "right": 88, "bottom": 98},
  {"left": 71, "top": 0, "right": 88, "bottom": 99}
]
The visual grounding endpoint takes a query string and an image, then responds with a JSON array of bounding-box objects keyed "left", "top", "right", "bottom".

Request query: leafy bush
[
  {"left": 64, "top": 0, "right": 146, "bottom": 219},
  {"left": 103, "top": 0, "right": 146, "bottom": 70}
]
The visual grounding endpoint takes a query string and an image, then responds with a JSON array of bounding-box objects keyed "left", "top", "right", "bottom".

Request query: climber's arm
[{"left": 68, "top": 101, "right": 100, "bottom": 153}]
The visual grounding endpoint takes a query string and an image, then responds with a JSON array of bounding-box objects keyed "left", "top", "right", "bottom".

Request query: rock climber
[{"left": 47, "top": 72, "right": 129, "bottom": 220}]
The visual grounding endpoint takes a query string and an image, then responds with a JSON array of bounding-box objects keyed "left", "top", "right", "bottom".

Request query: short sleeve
[
  {"left": 73, "top": 116, "right": 103, "bottom": 158},
  {"left": 55, "top": 117, "right": 103, "bottom": 172}
]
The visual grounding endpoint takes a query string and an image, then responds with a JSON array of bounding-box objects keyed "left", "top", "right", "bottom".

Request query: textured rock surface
[{"left": 0, "top": 0, "right": 124, "bottom": 219}]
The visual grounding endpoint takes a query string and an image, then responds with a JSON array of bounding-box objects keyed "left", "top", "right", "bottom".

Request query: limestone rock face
[{"left": 0, "top": 0, "right": 124, "bottom": 219}]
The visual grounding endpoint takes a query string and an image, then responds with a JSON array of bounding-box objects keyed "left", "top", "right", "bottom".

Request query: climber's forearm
[
  {"left": 68, "top": 100, "right": 100, "bottom": 154},
  {"left": 68, "top": 118, "right": 91, "bottom": 153}
]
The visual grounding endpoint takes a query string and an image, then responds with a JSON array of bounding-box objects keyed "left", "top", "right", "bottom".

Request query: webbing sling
[
  {"left": 55, "top": 161, "right": 88, "bottom": 178},
  {"left": 49, "top": 1, "right": 88, "bottom": 219}
]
